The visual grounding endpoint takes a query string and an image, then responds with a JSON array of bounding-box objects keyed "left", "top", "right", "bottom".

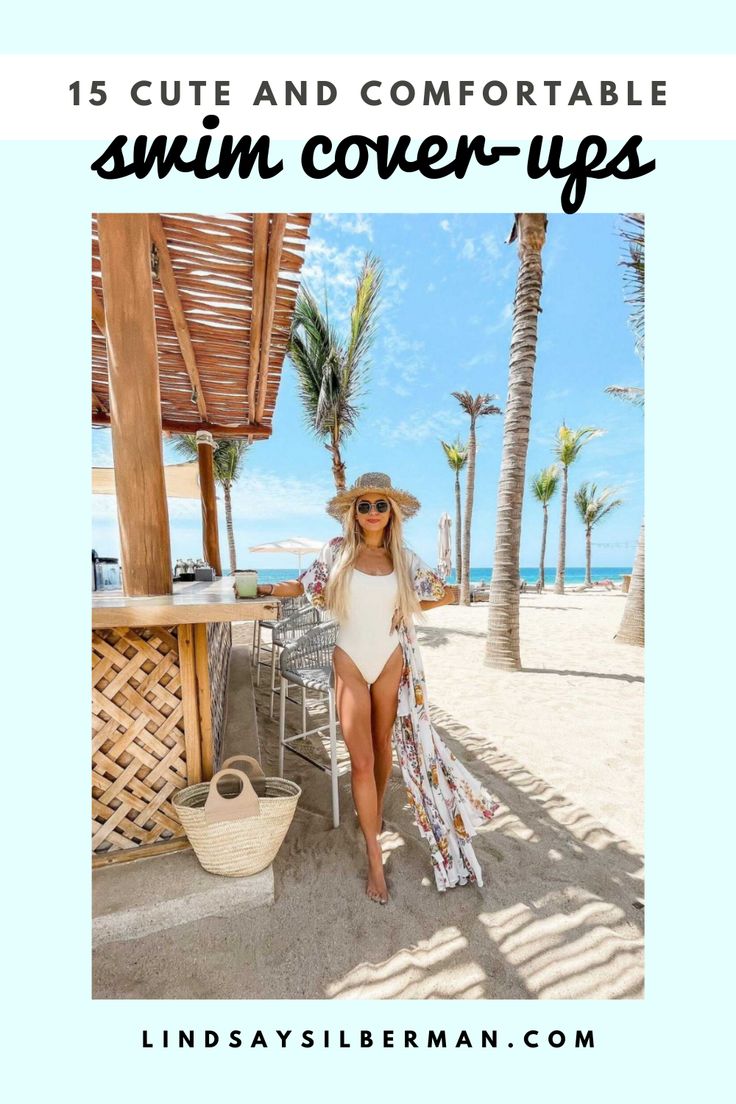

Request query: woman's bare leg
[
  {"left": 369, "top": 644, "right": 403, "bottom": 835},
  {"left": 333, "top": 645, "right": 388, "bottom": 903}
]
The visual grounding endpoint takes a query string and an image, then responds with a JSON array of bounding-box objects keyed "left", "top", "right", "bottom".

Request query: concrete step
[{"left": 93, "top": 849, "right": 274, "bottom": 948}]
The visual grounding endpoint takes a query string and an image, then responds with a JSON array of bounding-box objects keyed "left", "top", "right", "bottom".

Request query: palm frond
[
  {"left": 619, "top": 213, "right": 645, "bottom": 357},
  {"left": 288, "top": 252, "right": 382, "bottom": 451},
  {"left": 170, "top": 434, "right": 250, "bottom": 488},
  {"left": 605, "top": 385, "right": 645, "bottom": 409},
  {"left": 171, "top": 433, "right": 199, "bottom": 461},
  {"left": 554, "top": 424, "right": 604, "bottom": 466},
  {"left": 441, "top": 437, "right": 469, "bottom": 472},
  {"left": 452, "top": 390, "right": 502, "bottom": 420},
  {"left": 574, "top": 481, "right": 624, "bottom": 526},
  {"left": 530, "top": 464, "right": 560, "bottom": 503},
  {"left": 345, "top": 253, "right": 383, "bottom": 383}
]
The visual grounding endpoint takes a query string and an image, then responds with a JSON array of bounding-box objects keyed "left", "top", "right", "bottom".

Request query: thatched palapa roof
[{"left": 92, "top": 213, "right": 311, "bottom": 438}]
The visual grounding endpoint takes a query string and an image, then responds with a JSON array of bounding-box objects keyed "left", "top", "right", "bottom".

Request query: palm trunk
[
  {"left": 585, "top": 524, "right": 592, "bottom": 585},
  {"left": 555, "top": 465, "right": 568, "bottom": 593},
  {"left": 223, "top": 483, "right": 237, "bottom": 575},
  {"left": 539, "top": 504, "right": 548, "bottom": 588},
  {"left": 486, "top": 214, "right": 546, "bottom": 670},
  {"left": 459, "top": 417, "right": 476, "bottom": 605},
  {"left": 616, "top": 518, "right": 644, "bottom": 646},
  {"left": 454, "top": 471, "right": 463, "bottom": 590},
  {"left": 327, "top": 435, "right": 346, "bottom": 491}
]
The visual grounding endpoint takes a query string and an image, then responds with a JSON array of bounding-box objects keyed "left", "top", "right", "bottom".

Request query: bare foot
[{"left": 366, "top": 846, "right": 389, "bottom": 905}]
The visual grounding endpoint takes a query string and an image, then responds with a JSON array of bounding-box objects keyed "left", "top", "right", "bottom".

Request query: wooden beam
[
  {"left": 179, "top": 623, "right": 203, "bottom": 784},
  {"left": 256, "top": 213, "right": 288, "bottom": 423},
  {"left": 92, "top": 837, "right": 190, "bottom": 868},
  {"left": 196, "top": 431, "right": 223, "bottom": 577},
  {"left": 92, "top": 289, "right": 106, "bottom": 335},
  {"left": 97, "top": 214, "right": 173, "bottom": 597},
  {"left": 148, "top": 214, "right": 209, "bottom": 422},
  {"left": 248, "top": 213, "right": 270, "bottom": 420},
  {"left": 91, "top": 412, "right": 271, "bottom": 438},
  {"left": 194, "top": 623, "right": 215, "bottom": 781}
]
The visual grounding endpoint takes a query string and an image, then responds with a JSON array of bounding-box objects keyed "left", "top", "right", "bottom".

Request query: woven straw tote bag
[{"left": 173, "top": 755, "right": 300, "bottom": 877}]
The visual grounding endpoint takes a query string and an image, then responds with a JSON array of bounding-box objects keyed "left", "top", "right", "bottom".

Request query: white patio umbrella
[
  {"left": 247, "top": 536, "right": 325, "bottom": 571},
  {"left": 437, "top": 512, "right": 452, "bottom": 581}
]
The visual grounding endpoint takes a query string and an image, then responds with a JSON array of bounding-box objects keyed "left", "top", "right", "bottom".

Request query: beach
[{"left": 93, "top": 588, "right": 643, "bottom": 1000}]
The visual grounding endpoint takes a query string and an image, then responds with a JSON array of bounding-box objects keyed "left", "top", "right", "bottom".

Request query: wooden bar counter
[{"left": 92, "top": 580, "right": 280, "bottom": 867}]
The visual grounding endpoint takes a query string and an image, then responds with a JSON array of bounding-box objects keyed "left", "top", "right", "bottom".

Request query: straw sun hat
[{"left": 326, "top": 472, "right": 421, "bottom": 521}]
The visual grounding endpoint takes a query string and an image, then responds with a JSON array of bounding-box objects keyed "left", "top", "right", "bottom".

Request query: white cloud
[
  {"left": 300, "top": 236, "right": 366, "bottom": 322},
  {"left": 92, "top": 467, "right": 336, "bottom": 524},
  {"left": 227, "top": 469, "right": 335, "bottom": 520},
  {"left": 484, "top": 301, "right": 514, "bottom": 335},
  {"left": 373, "top": 408, "right": 465, "bottom": 445},
  {"left": 374, "top": 317, "right": 428, "bottom": 395},
  {"left": 91, "top": 429, "right": 114, "bottom": 467},
  {"left": 459, "top": 348, "right": 499, "bottom": 370},
  {"left": 300, "top": 236, "right": 407, "bottom": 330},
  {"left": 92, "top": 494, "right": 202, "bottom": 521},
  {"left": 439, "top": 219, "right": 513, "bottom": 287},
  {"left": 317, "top": 212, "right": 374, "bottom": 240}
]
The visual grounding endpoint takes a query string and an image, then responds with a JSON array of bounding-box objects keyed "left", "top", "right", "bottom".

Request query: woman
[{"left": 254, "top": 472, "right": 500, "bottom": 904}]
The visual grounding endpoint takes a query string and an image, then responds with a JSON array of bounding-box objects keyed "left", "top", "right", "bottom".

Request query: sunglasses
[{"left": 356, "top": 499, "right": 391, "bottom": 515}]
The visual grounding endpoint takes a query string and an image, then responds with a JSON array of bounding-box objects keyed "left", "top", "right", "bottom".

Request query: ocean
[{"left": 247, "top": 565, "right": 633, "bottom": 586}]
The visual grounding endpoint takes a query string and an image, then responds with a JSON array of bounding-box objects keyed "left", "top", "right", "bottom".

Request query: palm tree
[
  {"left": 530, "top": 464, "right": 559, "bottom": 589},
  {"left": 553, "top": 423, "right": 602, "bottom": 593},
  {"left": 440, "top": 437, "right": 468, "bottom": 591},
  {"left": 485, "top": 213, "right": 547, "bottom": 671},
  {"left": 452, "top": 391, "right": 502, "bottom": 604},
  {"left": 574, "top": 482, "right": 624, "bottom": 585},
  {"left": 172, "top": 435, "right": 250, "bottom": 575},
  {"left": 619, "top": 213, "right": 644, "bottom": 358},
  {"left": 288, "top": 253, "right": 382, "bottom": 490},
  {"left": 605, "top": 385, "right": 645, "bottom": 646},
  {"left": 608, "top": 210, "right": 645, "bottom": 647}
]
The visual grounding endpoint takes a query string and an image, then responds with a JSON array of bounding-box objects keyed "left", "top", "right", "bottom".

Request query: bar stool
[
  {"left": 268, "top": 603, "right": 325, "bottom": 720},
  {"left": 253, "top": 594, "right": 308, "bottom": 685},
  {"left": 278, "top": 619, "right": 347, "bottom": 829}
]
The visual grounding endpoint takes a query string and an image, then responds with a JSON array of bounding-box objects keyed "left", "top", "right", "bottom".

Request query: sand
[{"left": 93, "top": 589, "right": 644, "bottom": 1001}]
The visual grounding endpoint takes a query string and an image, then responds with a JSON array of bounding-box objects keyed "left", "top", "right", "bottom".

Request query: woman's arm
[
  {"left": 420, "top": 584, "right": 458, "bottom": 611},
  {"left": 255, "top": 580, "right": 304, "bottom": 598}
]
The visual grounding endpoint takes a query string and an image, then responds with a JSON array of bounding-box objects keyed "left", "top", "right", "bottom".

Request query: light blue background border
[
  {"left": 4, "top": 0, "right": 736, "bottom": 53},
  {"left": 3, "top": 5, "right": 734, "bottom": 1100}
]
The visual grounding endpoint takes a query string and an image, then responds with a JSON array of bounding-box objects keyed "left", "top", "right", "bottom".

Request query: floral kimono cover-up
[{"left": 298, "top": 536, "right": 501, "bottom": 891}]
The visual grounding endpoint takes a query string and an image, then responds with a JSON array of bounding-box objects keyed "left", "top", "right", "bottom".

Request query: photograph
[{"left": 91, "top": 209, "right": 644, "bottom": 1000}]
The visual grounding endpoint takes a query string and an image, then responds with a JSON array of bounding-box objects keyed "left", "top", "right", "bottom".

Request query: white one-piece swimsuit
[{"left": 335, "top": 569, "right": 401, "bottom": 685}]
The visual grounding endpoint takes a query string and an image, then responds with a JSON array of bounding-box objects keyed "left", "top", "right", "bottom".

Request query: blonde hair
[{"left": 324, "top": 496, "right": 423, "bottom": 625}]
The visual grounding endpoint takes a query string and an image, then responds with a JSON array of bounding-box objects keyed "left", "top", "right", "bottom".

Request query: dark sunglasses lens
[
  {"left": 357, "top": 501, "right": 371, "bottom": 514},
  {"left": 375, "top": 500, "right": 390, "bottom": 513}
]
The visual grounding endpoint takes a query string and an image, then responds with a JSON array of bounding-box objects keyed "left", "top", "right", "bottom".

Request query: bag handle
[
  {"left": 220, "top": 756, "right": 267, "bottom": 798},
  {"left": 204, "top": 769, "right": 260, "bottom": 824},
  {"left": 221, "top": 755, "right": 266, "bottom": 780}
]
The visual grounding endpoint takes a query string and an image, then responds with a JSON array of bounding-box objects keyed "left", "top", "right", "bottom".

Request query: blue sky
[{"left": 92, "top": 212, "right": 643, "bottom": 571}]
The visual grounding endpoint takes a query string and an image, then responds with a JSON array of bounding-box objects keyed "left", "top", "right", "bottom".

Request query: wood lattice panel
[
  {"left": 92, "top": 625, "right": 189, "bottom": 854},
  {"left": 207, "top": 621, "right": 232, "bottom": 771}
]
